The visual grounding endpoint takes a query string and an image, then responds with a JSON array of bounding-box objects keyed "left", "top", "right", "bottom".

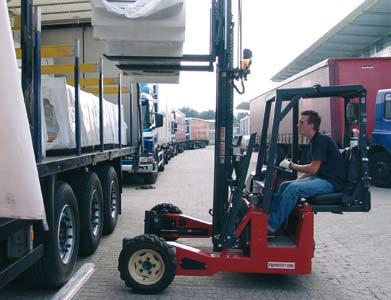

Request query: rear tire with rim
[
  {"left": 26, "top": 181, "right": 79, "bottom": 288},
  {"left": 118, "top": 234, "right": 176, "bottom": 294},
  {"left": 73, "top": 172, "right": 104, "bottom": 256},
  {"left": 96, "top": 166, "right": 119, "bottom": 235}
]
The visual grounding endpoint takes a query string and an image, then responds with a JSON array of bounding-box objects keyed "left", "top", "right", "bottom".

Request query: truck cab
[
  {"left": 369, "top": 89, "right": 391, "bottom": 187},
  {"left": 122, "top": 84, "right": 163, "bottom": 184},
  {"left": 157, "top": 109, "right": 178, "bottom": 164}
]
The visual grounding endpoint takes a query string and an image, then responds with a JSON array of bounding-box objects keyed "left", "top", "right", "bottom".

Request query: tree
[
  {"left": 179, "top": 107, "right": 200, "bottom": 118},
  {"left": 199, "top": 110, "right": 215, "bottom": 120},
  {"left": 179, "top": 107, "right": 215, "bottom": 120}
]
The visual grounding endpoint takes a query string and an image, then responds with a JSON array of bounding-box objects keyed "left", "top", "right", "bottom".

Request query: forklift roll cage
[{"left": 257, "top": 85, "right": 371, "bottom": 215}]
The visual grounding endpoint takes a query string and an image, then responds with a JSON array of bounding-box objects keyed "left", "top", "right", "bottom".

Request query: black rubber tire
[
  {"left": 369, "top": 151, "right": 391, "bottom": 188},
  {"left": 144, "top": 172, "right": 158, "bottom": 184},
  {"left": 96, "top": 166, "right": 120, "bottom": 235},
  {"left": 158, "top": 161, "right": 165, "bottom": 172},
  {"left": 73, "top": 172, "right": 104, "bottom": 256},
  {"left": 26, "top": 181, "right": 80, "bottom": 288},
  {"left": 164, "top": 151, "right": 169, "bottom": 165},
  {"left": 118, "top": 234, "right": 176, "bottom": 294},
  {"left": 151, "top": 203, "right": 182, "bottom": 215}
]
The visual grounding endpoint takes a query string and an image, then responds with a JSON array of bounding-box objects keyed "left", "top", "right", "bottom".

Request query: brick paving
[{"left": 1, "top": 146, "right": 390, "bottom": 299}]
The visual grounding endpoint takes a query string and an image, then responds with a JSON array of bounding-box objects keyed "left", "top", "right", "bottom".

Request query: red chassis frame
[{"left": 161, "top": 204, "right": 314, "bottom": 276}]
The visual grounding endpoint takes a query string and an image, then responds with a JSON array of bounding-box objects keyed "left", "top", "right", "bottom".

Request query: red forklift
[{"left": 115, "top": 1, "right": 371, "bottom": 294}]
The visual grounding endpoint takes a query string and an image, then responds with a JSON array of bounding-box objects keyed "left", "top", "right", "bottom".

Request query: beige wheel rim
[{"left": 128, "top": 249, "right": 165, "bottom": 285}]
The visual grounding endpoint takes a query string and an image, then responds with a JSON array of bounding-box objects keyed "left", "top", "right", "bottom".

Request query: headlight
[
  {"left": 140, "top": 157, "right": 148, "bottom": 163},
  {"left": 146, "top": 156, "right": 155, "bottom": 163}
]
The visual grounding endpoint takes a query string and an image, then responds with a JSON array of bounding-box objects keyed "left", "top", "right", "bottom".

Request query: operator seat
[{"left": 304, "top": 146, "right": 364, "bottom": 209}]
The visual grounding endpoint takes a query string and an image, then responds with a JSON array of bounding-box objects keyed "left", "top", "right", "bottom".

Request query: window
[
  {"left": 141, "top": 101, "right": 152, "bottom": 128},
  {"left": 385, "top": 93, "right": 391, "bottom": 120}
]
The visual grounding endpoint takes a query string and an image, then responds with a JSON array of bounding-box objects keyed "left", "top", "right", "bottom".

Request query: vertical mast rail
[
  {"left": 33, "top": 7, "right": 42, "bottom": 162},
  {"left": 74, "top": 40, "right": 81, "bottom": 155}
]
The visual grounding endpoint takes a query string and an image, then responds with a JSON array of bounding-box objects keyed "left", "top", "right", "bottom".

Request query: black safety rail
[{"left": 256, "top": 84, "right": 371, "bottom": 214}]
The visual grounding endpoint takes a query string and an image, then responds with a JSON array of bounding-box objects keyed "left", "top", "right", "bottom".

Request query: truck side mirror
[
  {"left": 155, "top": 113, "right": 163, "bottom": 128},
  {"left": 347, "top": 103, "right": 359, "bottom": 124}
]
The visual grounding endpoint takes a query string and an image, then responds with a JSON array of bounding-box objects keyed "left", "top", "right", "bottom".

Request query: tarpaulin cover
[{"left": 0, "top": 0, "right": 45, "bottom": 220}]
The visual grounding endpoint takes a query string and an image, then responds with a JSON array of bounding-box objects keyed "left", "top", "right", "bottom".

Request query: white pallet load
[
  {"left": 41, "top": 77, "right": 127, "bottom": 151},
  {"left": 91, "top": 0, "right": 186, "bottom": 83},
  {"left": 0, "top": 0, "right": 45, "bottom": 219}
]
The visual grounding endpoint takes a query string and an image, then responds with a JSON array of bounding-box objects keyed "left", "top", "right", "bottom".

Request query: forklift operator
[{"left": 268, "top": 110, "right": 345, "bottom": 233}]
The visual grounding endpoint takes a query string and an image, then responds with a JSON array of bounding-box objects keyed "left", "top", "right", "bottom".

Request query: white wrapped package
[
  {"left": 42, "top": 77, "right": 127, "bottom": 151},
  {"left": 92, "top": 0, "right": 186, "bottom": 83},
  {"left": 123, "top": 70, "right": 180, "bottom": 84},
  {"left": 0, "top": 0, "right": 45, "bottom": 220},
  {"left": 92, "top": 0, "right": 184, "bottom": 19},
  {"left": 92, "top": 6, "right": 186, "bottom": 43},
  {"left": 105, "top": 40, "right": 184, "bottom": 57}
]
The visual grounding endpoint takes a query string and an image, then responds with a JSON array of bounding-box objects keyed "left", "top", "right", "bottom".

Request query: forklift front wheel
[
  {"left": 118, "top": 234, "right": 176, "bottom": 294},
  {"left": 151, "top": 203, "right": 182, "bottom": 215}
]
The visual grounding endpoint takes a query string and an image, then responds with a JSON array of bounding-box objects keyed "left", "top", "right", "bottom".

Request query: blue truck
[
  {"left": 368, "top": 89, "right": 391, "bottom": 188},
  {"left": 122, "top": 84, "right": 164, "bottom": 184}
]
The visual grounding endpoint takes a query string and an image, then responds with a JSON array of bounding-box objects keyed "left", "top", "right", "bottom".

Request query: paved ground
[{"left": 1, "top": 146, "right": 390, "bottom": 299}]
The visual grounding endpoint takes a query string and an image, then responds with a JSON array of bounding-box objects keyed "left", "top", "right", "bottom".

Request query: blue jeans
[{"left": 268, "top": 177, "right": 334, "bottom": 232}]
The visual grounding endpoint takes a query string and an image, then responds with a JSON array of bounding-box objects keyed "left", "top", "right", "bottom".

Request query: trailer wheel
[
  {"left": 144, "top": 173, "right": 158, "bottom": 184},
  {"left": 96, "top": 166, "right": 119, "bottom": 235},
  {"left": 74, "top": 172, "right": 104, "bottom": 256},
  {"left": 27, "top": 181, "right": 79, "bottom": 288},
  {"left": 151, "top": 203, "right": 182, "bottom": 215},
  {"left": 118, "top": 234, "right": 176, "bottom": 294},
  {"left": 369, "top": 152, "right": 391, "bottom": 188}
]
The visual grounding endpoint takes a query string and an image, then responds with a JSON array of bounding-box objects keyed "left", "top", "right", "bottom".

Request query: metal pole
[
  {"left": 21, "top": 0, "right": 33, "bottom": 127},
  {"left": 292, "top": 100, "right": 299, "bottom": 164},
  {"left": 74, "top": 40, "right": 81, "bottom": 155},
  {"left": 262, "top": 91, "right": 283, "bottom": 213},
  {"left": 118, "top": 73, "right": 122, "bottom": 148},
  {"left": 255, "top": 99, "right": 272, "bottom": 179},
  {"left": 212, "top": 0, "right": 234, "bottom": 250},
  {"left": 129, "top": 85, "right": 133, "bottom": 146},
  {"left": 99, "top": 58, "right": 104, "bottom": 151},
  {"left": 33, "top": 7, "right": 42, "bottom": 162},
  {"left": 343, "top": 97, "right": 351, "bottom": 148}
]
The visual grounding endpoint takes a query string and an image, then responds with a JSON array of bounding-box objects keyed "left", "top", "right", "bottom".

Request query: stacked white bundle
[
  {"left": 41, "top": 77, "right": 127, "bottom": 151},
  {"left": 91, "top": 0, "right": 186, "bottom": 83},
  {"left": 0, "top": 0, "right": 45, "bottom": 220}
]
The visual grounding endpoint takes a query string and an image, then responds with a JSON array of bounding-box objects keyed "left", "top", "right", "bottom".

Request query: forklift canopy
[{"left": 256, "top": 85, "right": 371, "bottom": 214}]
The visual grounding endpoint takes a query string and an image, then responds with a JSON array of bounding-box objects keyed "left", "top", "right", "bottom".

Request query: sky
[{"left": 158, "top": 0, "right": 366, "bottom": 112}]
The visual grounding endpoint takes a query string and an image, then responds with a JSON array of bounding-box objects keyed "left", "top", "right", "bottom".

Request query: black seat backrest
[
  {"left": 304, "top": 146, "right": 369, "bottom": 212},
  {"left": 340, "top": 145, "right": 362, "bottom": 195}
]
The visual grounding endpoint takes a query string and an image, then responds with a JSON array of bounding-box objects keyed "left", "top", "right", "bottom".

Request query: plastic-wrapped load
[
  {"left": 41, "top": 77, "right": 127, "bottom": 151},
  {"left": 91, "top": 0, "right": 186, "bottom": 83},
  {"left": 0, "top": 0, "right": 45, "bottom": 220}
]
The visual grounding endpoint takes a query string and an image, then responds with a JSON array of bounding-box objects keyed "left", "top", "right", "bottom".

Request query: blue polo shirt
[{"left": 310, "top": 132, "right": 345, "bottom": 191}]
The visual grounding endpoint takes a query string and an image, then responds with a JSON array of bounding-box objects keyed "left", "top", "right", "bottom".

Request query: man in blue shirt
[{"left": 268, "top": 110, "right": 345, "bottom": 233}]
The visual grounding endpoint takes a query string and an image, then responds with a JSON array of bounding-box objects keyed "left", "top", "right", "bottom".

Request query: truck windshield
[
  {"left": 141, "top": 100, "right": 152, "bottom": 129},
  {"left": 385, "top": 93, "right": 391, "bottom": 120}
]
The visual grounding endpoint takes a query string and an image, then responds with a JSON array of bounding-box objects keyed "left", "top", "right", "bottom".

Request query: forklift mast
[
  {"left": 212, "top": 0, "right": 235, "bottom": 248},
  {"left": 108, "top": 0, "right": 248, "bottom": 251}
]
